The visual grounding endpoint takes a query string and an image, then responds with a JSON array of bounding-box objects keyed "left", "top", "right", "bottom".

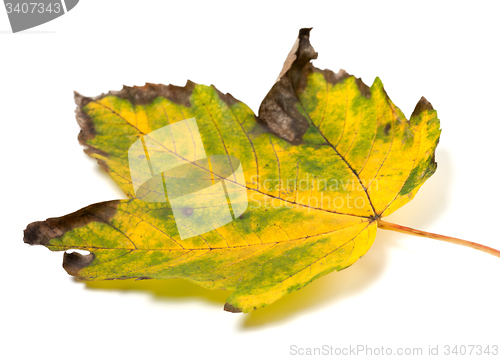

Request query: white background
[{"left": 2, "top": 1, "right": 500, "bottom": 358}]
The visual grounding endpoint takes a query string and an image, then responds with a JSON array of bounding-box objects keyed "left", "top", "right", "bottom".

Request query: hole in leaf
[{"left": 65, "top": 249, "right": 91, "bottom": 256}]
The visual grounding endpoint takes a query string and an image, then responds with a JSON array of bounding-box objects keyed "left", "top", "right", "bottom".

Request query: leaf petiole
[{"left": 377, "top": 219, "right": 500, "bottom": 259}]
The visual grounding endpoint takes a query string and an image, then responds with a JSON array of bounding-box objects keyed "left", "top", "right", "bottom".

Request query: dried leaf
[{"left": 24, "top": 29, "right": 441, "bottom": 313}]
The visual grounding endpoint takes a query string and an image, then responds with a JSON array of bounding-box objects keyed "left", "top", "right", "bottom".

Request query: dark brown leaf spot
[
  {"left": 213, "top": 86, "right": 239, "bottom": 107},
  {"left": 384, "top": 123, "right": 391, "bottom": 135},
  {"left": 257, "top": 28, "right": 320, "bottom": 145},
  {"left": 411, "top": 96, "right": 434, "bottom": 118},
  {"left": 74, "top": 92, "right": 97, "bottom": 142},
  {"left": 24, "top": 200, "right": 119, "bottom": 247},
  {"left": 355, "top": 78, "right": 371, "bottom": 98},
  {"left": 224, "top": 302, "right": 243, "bottom": 313},
  {"left": 63, "top": 252, "right": 95, "bottom": 276},
  {"left": 321, "top": 68, "right": 352, "bottom": 87},
  {"left": 258, "top": 76, "right": 310, "bottom": 145},
  {"left": 117, "top": 81, "right": 195, "bottom": 107}
]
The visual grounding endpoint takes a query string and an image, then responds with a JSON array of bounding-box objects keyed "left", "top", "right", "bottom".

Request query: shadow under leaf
[{"left": 84, "top": 278, "right": 231, "bottom": 306}]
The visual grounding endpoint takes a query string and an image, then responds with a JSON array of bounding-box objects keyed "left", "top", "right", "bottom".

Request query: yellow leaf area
[
  {"left": 298, "top": 71, "right": 440, "bottom": 217},
  {"left": 49, "top": 74, "right": 439, "bottom": 312},
  {"left": 80, "top": 78, "right": 439, "bottom": 221},
  {"left": 46, "top": 197, "right": 375, "bottom": 313},
  {"left": 27, "top": 46, "right": 439, "bottom": 312}
]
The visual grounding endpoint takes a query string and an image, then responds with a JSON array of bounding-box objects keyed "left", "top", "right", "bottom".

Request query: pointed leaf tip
[
  {"left": 23, "top": 221, "right": 50, "bottom": 246},
  {"left": 411, "top": 96, "right": 434, "bottom": 118},
  {"left": 258, "top": 28, "right": 320, "bottom": 144},
  {"left": 296, "top": 27, "right": 318, "bottom": 64},
  {"left": 24, "top": 201, "right": 118, "bottom": 247}
]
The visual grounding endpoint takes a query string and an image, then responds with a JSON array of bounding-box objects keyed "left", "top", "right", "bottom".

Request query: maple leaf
[{"left": 23, "top": 28, "right": 500, "bottom": 313}]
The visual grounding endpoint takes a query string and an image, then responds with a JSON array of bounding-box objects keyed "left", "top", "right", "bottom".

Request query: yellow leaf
[{"left": 24, "top": 28, "right": 440, "bottom": 313}]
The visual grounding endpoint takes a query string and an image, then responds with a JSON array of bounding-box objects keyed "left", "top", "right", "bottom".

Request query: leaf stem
[{"left": 377, "top": 219, "right": 500, "bottom": 259}]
